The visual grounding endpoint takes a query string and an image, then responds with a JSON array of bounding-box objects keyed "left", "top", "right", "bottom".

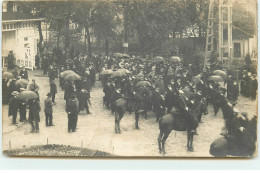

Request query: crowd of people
[{"left": 3, "top": 47, "right": 258, "bottom": 137}]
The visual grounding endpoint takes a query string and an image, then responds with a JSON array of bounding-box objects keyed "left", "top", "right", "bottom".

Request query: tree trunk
[
  {"left": 57, "top": 31, "right": 60, "bottom": 48},
  {"left": 85, "top": 25, "right": 92, "bottom": 58},
  {"left": 37, "top": 21, "right": 43, "bottom": 54},
  {"left": 64, "top": 18, "right": 70, "bottom": 51},
  {"left": 105, "top": 39, "right": 109, "bottom": 57}
]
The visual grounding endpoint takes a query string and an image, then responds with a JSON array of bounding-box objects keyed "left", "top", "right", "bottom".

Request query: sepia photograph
[{"left": 1, "top": 0, "right": 258, "bottom": 158}]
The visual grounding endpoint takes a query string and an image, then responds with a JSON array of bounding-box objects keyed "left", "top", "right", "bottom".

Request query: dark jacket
[
  {"left": 8, "top": 96, "right": 19, "bottom": 116},
  {"left": 50, "top": 81, "right": 57, "bottom": 94},
  {"left": 64, "top": 83, "right": 74, "bottom": 100},
  {"left": 29, "top": 100, "right": 41, "bottom": 122},
  {"left": 19, "top": 70, "right": 28, "bottom": 80},
  {"left": 44, "top": 97, "right": 53, "bottom": 113},
  {"left": 66, "top": 98, "right": 79, "bottom": 115}
]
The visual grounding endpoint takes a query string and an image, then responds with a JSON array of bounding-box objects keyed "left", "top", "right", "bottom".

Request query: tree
[
  {"left": 72, "top": 1, "right": 96, "bottom": 58},
  {"left": 16, "top": 1, "right": 48, "bottom": 55}
]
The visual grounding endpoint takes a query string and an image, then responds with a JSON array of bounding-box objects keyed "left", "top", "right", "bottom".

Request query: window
[
  {"left": 3, "top": 24, "right": 6, "bottom": 30},
  {"left": 10, "top": 24, "right": 13, "bottom": 29},
  {"left": 234, "top": 43, "right": 241, "bottom": 58},
  {"left": 7, "top": 24, "right": 9, "bottom": 29},
  {"left": 24, "top": 37, "right": 28, "bottom": 41}
]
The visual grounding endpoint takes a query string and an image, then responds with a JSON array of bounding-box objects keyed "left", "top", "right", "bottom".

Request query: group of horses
[{"left": 101, "top": 72, "right": 257, "bottom": 157}]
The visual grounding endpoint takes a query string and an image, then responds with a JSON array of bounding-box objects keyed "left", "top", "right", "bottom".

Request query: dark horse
[
  {"left": 209, "top": 95, "right": 257, "bottom": 157},
  {"left": 114, "top": 97, "right": 136, "bottom": 133},
  {"left": 210, "top": 115, "right": 257, "bottom": 157},
  {"left": 158, "top": 99, "right": 207, "bottom": 154}
]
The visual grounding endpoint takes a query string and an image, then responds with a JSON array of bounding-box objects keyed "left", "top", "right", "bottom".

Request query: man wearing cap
[
  {"left": 66, "top": 93, "right": 79, "bottom": 132},
  {"left": 8, "top": 91, "right": 19, "bottom": 125},
  {"left": 19, "top": 66, "right": 28, "bottom": 80},
  {"left": 29, "top": 79, "right": 40, "bottom": 101},
  {"left": 50, "top": 79, "right": 57, "bottom": 104},
  {"left": 44, "top": 93, "right": 54, "bottom": 126}
]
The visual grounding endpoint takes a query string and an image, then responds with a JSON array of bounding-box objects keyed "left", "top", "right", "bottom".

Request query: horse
[
  {"left": 114, "top": 97, "right": 136, "bottom": 134},
  {"left": 158, "top": 99, "right": 207, "bottom": 154},
  {"left": 210, "top": 115, "right": 257, "bottom": 157}
]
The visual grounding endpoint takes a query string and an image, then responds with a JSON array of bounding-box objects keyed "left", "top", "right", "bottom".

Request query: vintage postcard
[{"left": 1, "top": 0, "right": 258, "bottom": 158}]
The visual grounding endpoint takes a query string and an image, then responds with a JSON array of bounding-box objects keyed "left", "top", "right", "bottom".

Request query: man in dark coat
[
  {"left": 7, "top": 51, "right": 15, "bottom": 70},
  {"left": 50, "top": 79, "right": 57, "bottom": 103},
  {"left": 2, "top": 79, "right": 9, "bottom": 104},
  {"left": 28, "top": 79, "right": 40, "bottom": 101},
  {"left": 28, "top": 99, "right": 41, "bottom": 133},
  {"left": 250, "top": 74, "right": 258, "bottom": 100},
  {"left": 78, "top": 88, "right": 91, "bottom": 114},
  {"left": 66, "top": 93, "right": 79, "bottom": 132},
  {"left": 18, "top": 98, "right": 27, "bottom": 122},
  {"left": 8, "top": 91, "right": 19, "bottom": 125},
  {"left": 64, "top": 81, "right": 74, "bottom": 105},
  {"left": 227, "top": 77, "right": 239, "bottom": 102},
  {"left": 19, "top": 66, "right": 28, "bottom": 80},
  {"left": 44, "top": 93, "right": 54, "bottom": 126}
]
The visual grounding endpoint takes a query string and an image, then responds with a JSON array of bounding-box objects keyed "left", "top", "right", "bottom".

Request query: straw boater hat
[{"left": 12, "top": 91, "right": 19, "bottom": 96}]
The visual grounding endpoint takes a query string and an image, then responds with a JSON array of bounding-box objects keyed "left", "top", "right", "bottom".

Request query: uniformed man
[
  {"left": 64, "top": 81, "right": 74, "bottom": 105},
  {"left": 66, "top": 93, "right": 79, "bottom": 132}
]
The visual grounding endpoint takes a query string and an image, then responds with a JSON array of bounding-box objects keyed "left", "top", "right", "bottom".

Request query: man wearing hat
[
  {"left": 44, "top": 93, "right": 54, "bottom": 126},
  {"left": 29, "top": 79, "right": 40, "bottom": 101},
  {"left": 66, "top": 92, "right": 79, "bottom": 132},
  {"left": 64, "top": 81, "right": 74, "bottom": 105},
  {"left": 8, "top": 91, "right": 19, "bottom": 125}
]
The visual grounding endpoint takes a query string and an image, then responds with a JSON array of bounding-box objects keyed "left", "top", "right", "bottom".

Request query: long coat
[
  {"left": 64, "top": 83, "right": 74, "bottom": 101},
  {"left": 8, "top": 96, "right": 19, "bottom": 117},
  {"left": 29, "top": 100, "right": 41, "bottom": 123},
  {"left": 44, "top": 97, "right": 53, "bottom": 114},
  {"left": 50, "top": 81, "right": 57, "bottom": 94}
]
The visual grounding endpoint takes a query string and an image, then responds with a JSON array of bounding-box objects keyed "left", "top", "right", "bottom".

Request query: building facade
[{"left": 2, "top": 2, "right": 44, "bottom": 70}]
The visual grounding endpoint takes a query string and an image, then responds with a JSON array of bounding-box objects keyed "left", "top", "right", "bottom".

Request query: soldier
[
  {"left": 44, "top": 93, "right": 54, "bottom": 126},
  {"left": 227, "top": 76, "right": 239, "bottom": 102},
  {"left": 50, "top": 79, "right": 57, "bottom": 104},
  {"left": 78, "top": 88, "right": 91, "bottom": 114},
  {"left": 66, "top": 93, "right": 79, "bottom": 132},
  {"left": 19, "top": 66, "right": 28, "bottom": 80},
  {"left": 244, "top": 72, "right": 252, "bottom": 97},
  {"left": 28, "top": 98, "right": 41, "bottom": 133},
  {"left": 110, "top": 87, "right": 123, "bottom": 114},
  {"left": 8, "top": 91, "right": 19, "bottom": 125}
]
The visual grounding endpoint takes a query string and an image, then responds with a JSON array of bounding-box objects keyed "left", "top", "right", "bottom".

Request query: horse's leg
[
  {"left": 190, "top": 132, "right": 194, "bottom": 152},
  {"left": 162, "top": 132, "right": 170, "bottom": 154},
  {"left": 187, "top": 130, "right": 191, "bottom": 150},
  {"left": 135, "top": 111, "right": 140, "bottom": 129},
  {"left": 158, "top": 131, "right": 164, "bottom": 154},
  {"left": 115, "top": 111, "right": 118, "bottom": 133},
  {"left": 118, "top": 113, "right": 124, "bottom": 133}
]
